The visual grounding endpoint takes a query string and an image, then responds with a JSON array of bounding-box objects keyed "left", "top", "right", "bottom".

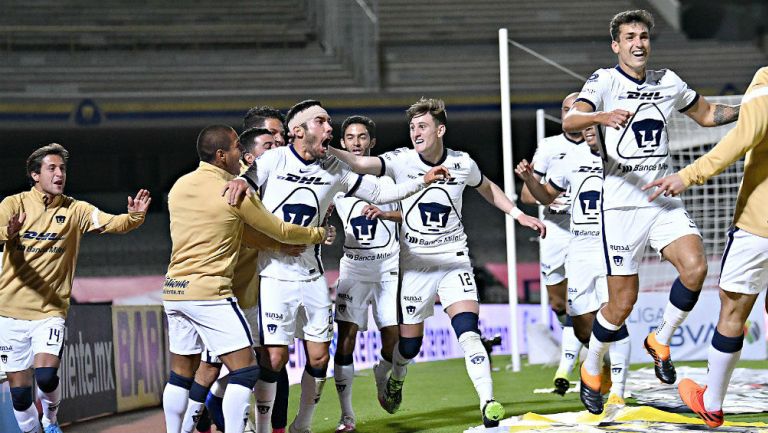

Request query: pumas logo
[
  {"left": 336, "top": 384, "right": 347, "bottom": 392},
  {"left": 350, "top": 215, "right": 377, "bottom": 244},
  {"left": 632, "top": 119, "right": 664, "bottom": 152},
  {"left": 282, "top": 203, "right": 317, "bottom": 227},
  {"left": 1, "top": 355, "right": 7, "bottom": 364},
  {"left": 257, "top": 405, "right": 270, "bottom": 414},
  {"left": 406, "top": 305, "right": 416, "bottom": 315},
  {"left": 577, "top": 190, "right": 600, "bottom": 222},
  {"left": 55, "top": 215, "right": 66, "bottom": 224},
  {"left": 613, "top": 256, "right": 624, "bottom": 266},
  {"left": 565, "top": 353, "right": 575, "bottom": 360},
  {"left": 417, "top": 202, "right": 451, "bottom": 232},
  {"left": 337, "top": 304, "right": 347, "bottom": 314},
  {"left": 470, "top": 355, "right": 486, "bottom": 365},
  {"left": 612, "top": 366, "right": 623, "bottom": 374},
  {"left": 267, "top": 324, "right": 278, "bottom": 334}
]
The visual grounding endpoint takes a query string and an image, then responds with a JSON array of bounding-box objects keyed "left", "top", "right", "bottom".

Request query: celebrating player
[
  {"left": 562, "top": 9, "right": 740, "bottom": 414},
  {"left": 644, "top": 67, "right": 767, "bottom": 428},
  {"left": 327, "top": 97, "right": 545, "bottom": 428},
  {"left": 0, "top": 143, "right": 150, "bottom": 433}
]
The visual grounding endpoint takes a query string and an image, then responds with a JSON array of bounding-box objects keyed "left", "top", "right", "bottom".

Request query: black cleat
[
  {"left": 481, "top": 399, "right": 505, "bottom": 428},
  {"left": 553, "top": 377, "right": 570, "bottom": 396},
  {"left": 579, "top": 364, "right": 604, "bottom": 415},
  {"left": 382, "top": 376, "right": 403, "bottom": 414},
  {"left": 644, "top": 334, "right": 677, "bottom": 384}
]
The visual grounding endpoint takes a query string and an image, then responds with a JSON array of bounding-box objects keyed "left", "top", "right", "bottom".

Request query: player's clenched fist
[
  {"left": 598, "top": 109, "right": 632, "bottom": 130},
  {"left": 423, "top": 165, "right": 451, "bottom": 184},
  {"left": 514, "top": 159, "right": 535, "bottom": 182}
]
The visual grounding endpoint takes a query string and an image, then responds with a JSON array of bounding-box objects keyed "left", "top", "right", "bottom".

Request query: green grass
[{"left": 286, "top": 357, "right": 768, "bottom": 433}]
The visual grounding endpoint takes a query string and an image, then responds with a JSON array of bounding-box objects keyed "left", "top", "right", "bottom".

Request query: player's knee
[
  {"left": 168, "top": 371, "right": 194, "bottom": 390},
  {"left": 228, "top": 365, "right": 260, "bottom": 390},
  {"left": 398, "top": 336, "right": 423, "bottom": 360},
  {"left": 194, "top": 362, "right": 221, "bottom": 387},
  {"left": 334, "top": 352, "right": 354, "bottom": 367},
  {"left": 10, "top": 386, "right": 34, "bottom": 411},
  {"left": 307, "top": 351, "right": 329, "bottom": 370},
  {"left": 265, "top": 350, "right": 288, "bottom": 371},
  {"left": 451, "top": 311, "right": 480, "bottom": 339},
  {"left": 679, "top": 260, "right": 707, "bottom": 289},
  {"left": 34, "top": 367, "right": 59, "bottom": 393}
]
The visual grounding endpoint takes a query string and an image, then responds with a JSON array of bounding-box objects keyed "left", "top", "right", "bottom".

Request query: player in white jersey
[
  {"left": 329, "top": 115, "right": 400, "bottom": 433},
  {"left": 562, "top": 9, "right": 740, "bottom": 414},
  {"left": 521, "top": 92, "right": 586, "bottom": 395},
  {"left": 327, "top": 98, "right": 546, "bottom": 428},
  {"left": 517, "top": 126, "right": 631, "bottom": 408},
  {"left": 223, "top": 100, "right": 448, "bottom": 433}
]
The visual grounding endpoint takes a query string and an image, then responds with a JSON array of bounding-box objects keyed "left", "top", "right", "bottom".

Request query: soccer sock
[
  {"left": 391, "top": 336, "right": 422, "bottom": 381},
  {"left": 11, "top": 386, "right": 40, "bottom": 433},
  {"left": 458, "top": 331, "right": 494, "bottom": 406},
  {"left": 254, "top": 368, "right": 280, "bottom": 433},
  {"left": 655, "top": 278, "right": 700, "bottom": 345},
  {"left": 334, "top": 353, "right": 355, "bottom": 418},
  {"left": 164, "top": 372, "right": 193, "bottom": 433},
  {"left": 703, "top": 330, "right": 743, "bottom": 412},
  {"left": 556, "top": 316, "right": 582, "bottom": 375},
  {"left": 292, "top": 365, "right": 327, "bottom": 430},
  {"left": 608, "top": 325, "right": 631, "bottom": 398},
  {"left": 35, "top": 367, "right": 61, "bottom": 428},
  {"left": 272, "top": 368, "right": 289, "bottom": 429},
  {"left": 181, "top": 381, "right": 210, "bottom": 433},
  {"left": 223, "top": 365, "right": 260, "bottom": 433},
  {"left": 584, "top": 310, "right": 621, "bottom": 376}
]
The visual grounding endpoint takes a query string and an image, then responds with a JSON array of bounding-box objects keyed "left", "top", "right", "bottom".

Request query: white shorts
[
  {"left": 540, "top": 215, "right": 571, "bottom": 286},
  {"left": 566, "top": 255, "right": 608, "bottom": 316},
  {"left": 602, "top": 206, "right": 701, "bottom": 275},
  {"left": 0, "top": 316, "right": 65, "bottom": 372},
  {"left": 164, "top": 298, "right": 253, "bottom": 357},
  {"left": 202, "top": 305, "right": 261, "bottom": 364},
  {"left": 335, "top": 278, "right": 398, "bottom": 331},
  {"left": 259, "top": 276, "right": 333, "bottom": 346},
  {"left": 400, "top": 261, "right": 478, "bottom": 325},
  {"left": 719, "top": 227, "right": 768, "bottom": 295}
]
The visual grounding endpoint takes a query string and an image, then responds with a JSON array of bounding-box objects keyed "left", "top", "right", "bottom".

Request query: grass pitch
[{"left": 286, "top": 357, "right": 768, "bottom": 433}]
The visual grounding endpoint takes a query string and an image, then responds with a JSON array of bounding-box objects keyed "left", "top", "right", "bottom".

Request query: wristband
[{"left": 509, "top": 207, "right": 523, "bottom": 220}]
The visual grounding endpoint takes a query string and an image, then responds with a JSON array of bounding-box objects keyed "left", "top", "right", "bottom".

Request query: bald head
[
  {"left": 197, "top": 125, "right": 237, "bottom": 162},
  {"left": 560, "top": 92, "right": 581, "bottom": 123}
]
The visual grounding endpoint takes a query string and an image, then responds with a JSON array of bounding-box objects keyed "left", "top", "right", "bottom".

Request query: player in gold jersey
[{"left": 0, "top": 143, "right": 150, "bottom": 433}]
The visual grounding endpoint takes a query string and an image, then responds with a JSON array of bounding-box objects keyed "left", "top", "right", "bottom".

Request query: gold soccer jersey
[
  {"left": 0, "top": 187, "right": 145, "bottom": 320},
  {"left": 679, "top": 67, "right": 768, "bottom": 238},
  {"left": 163, "top": 162, "right": 325, "bottom": 301}
]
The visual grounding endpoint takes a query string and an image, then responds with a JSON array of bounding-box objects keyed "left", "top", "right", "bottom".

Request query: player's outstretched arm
[
  {"left": 328, "top": 146, "right": 383, "bottom": 176},
  {"left": 562, "top": 101, "right": 632, "bottom": 132},
  {"left": 684, "top": 97, "right": 740, "bottom": 127},
  {"left": 514, "top": 160, "right": 561, "bottom": 205},
  {"left": 351, "top": 166, "right": 450, "bottom": 205},
  {"left": 361, "top": 204, "right": 402, "bottom": 223},
  {"left": 89, "top": 189, "right": 151, "bottom": 234},
  {"left": 238, "top": 195, "right": 327, "bottom": 245},
  {"left": 474, "top": 175, "right": 546, "bottom": 238}
]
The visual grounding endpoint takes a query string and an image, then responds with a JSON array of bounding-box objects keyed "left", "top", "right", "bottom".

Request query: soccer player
[
  {"left": 162, "top": 125, "right": 328, "bottom": 433},
  {"left": 520, "top": 92, "right": 586, "bottom": 395},
  {"left": 643, "top": 66, "right": 768, "bottom": 428},
  {"left": 0, "top": 143, "right": 150, "bottom": 433},
  {"left": 329, "top": 115, "right": 401, "bottom": 432},
  {"left": 244, "top": 105, "right": 288, "bottom": 147},
  {"left": 222, "top": 100, "right": 449, "bottom": 433},
  {"left": 562, "top": 9, "right": 740, "bottom": 414},
  {"left": 516, "top": 126, "right": 632, "bottom": 407},
  {"left": 326, "top": 97, "right": 546, "bottom": 428}
]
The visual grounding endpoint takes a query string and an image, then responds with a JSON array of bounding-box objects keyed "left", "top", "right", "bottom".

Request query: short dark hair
[
  {"left": 239, "top": 127, "right": 273, "bottom": 154},
  {"left": 243, "top": 106, "right": 284, "bottom": 130},
  {"left": 285, "top": 99, "right": 323, "bottom": 130},
  {"left": 610, "top": 9, "right": 654, "bottom": 41},
  {"left": 27, "top": 143, "right": 69, "bottom": 186},
  {"left": 406, "top": 98, "right": 447, "bottom": 126},
  {"left": 197, "top": 125, "right": 236, "bottom": 163},
  {"left": 341, "top": 115, "right": 376, "bottom": 139}
]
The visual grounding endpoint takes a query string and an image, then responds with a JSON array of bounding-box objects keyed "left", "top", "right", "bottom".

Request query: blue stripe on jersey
[
  {"left": 345, "top": 174, "right": 363, "bottom": 197},
  {"left": 719, "top": 226, "right": 739, "bottom": 279},
  {"left": 314, "top": 244, "right": 324, "bottom": 275},
  {"left": 228, "top": 297, "right": 253, "bottom": 346},
  {"left": 600, "top": 186, "right": 613, "bottom": 276},
  {"left": 549, "top": 179, "right": 566, "bottom": 192},
  {"left": 678, "top": 93, "right": 700, "bottom": 113},
  {"left": 575, "top": 97, "right": 596, "bottom": 112},
  {"left": 257, "top": 278, "right": 265, "bottom": 347},
  {"left": 377, "top": 156, "right": 386, "bottom": 177}
]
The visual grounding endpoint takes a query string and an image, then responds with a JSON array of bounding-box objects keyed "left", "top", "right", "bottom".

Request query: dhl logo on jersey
[{"left": 22, "top": 231, "right": 65, "bottom": 241}]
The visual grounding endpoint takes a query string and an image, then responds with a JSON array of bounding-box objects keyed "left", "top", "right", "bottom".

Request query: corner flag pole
[{"left": 499, "top": 28, "right": 521, "bottom": 372}]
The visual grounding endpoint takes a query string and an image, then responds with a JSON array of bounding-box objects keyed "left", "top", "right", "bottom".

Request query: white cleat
[{"left": 334, "top": 415, "right": 356, "bottom": 432}]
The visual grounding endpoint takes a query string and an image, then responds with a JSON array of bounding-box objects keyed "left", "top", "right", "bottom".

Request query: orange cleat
[
  {"left": 644, "top": 332, "right": 677, "bottom": 384},
  {"left": 678, "top": 378, "right": 724, "bottom": 428},
  {"left": 579, "top": 363, "right": 603, "bottom": 414}
]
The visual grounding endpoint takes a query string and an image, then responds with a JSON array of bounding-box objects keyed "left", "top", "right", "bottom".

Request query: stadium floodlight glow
[{"left": 498, "top": 27, "right": 521, "bottom": 373}]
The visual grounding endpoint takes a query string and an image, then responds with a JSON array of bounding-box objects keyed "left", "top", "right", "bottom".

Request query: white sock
[
  {"left": 222, "top": 383, "right": 253, "bottom": 433},
  {"left": 180, "top": 396, "right": 206, "bottom": 433},
  {"left": 608, "top": 334, "right": 631, "bottom": 397},
  {"left": 13, "top": 404, "right": 41, "bottom": 433},
  {"left": 254, "top": 380, "right": 276, "bottom": 433},
  {"left": 334, "top": 363, "right": 355, "bottom": 418},
  {"left": 655, "top": 303, "right": 688, "bottom": 346},
  {"left": 557, "top": 325, "right": 582, "bottom": 375},
  {"left": 163, "top": 383, "right": 189, "bottom": 433},
  {"left": 703, "top": 345, "right": 741, "bottom": 411},
  {"left": 458, "top": 332, "right": 494, "bottom": 406},
  {"left": 37, "top": 384, "right": 61, "bottom": 427},
  {"left": 391, "top": 345, "right": 410, "bottom": 381},
  {"left": 584, "top": 311, "right": 620, "bottom": 376},
  {"left": 210, "top": 375, "right": 228, "bottom": 398},
  {"left": 292, "top": 369, "right": 326, "bottom": 430}
]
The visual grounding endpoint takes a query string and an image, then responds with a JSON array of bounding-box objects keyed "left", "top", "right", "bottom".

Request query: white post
[
  {"left": 499, "top": 28, "right": 520, "bottom": 372},
  {"left": 535, "top": 109, "right": 550, "bottom": 326}
]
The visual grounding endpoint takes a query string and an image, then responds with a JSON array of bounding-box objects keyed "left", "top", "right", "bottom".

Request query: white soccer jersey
[
  {"left": 333, "top": 179, "right": 400, "bottom": 282},
  {"left": 576, "top": 66, "right": 699, "bottom": 210},
  {"left": 531, "top": 133, "right": 584, "bottom": 218},
  {"left": 379, "top": 147, "right": 482, "bottom": 266},
  {"left": 243, "top": 146, "right": 422, "bottom": 281}
]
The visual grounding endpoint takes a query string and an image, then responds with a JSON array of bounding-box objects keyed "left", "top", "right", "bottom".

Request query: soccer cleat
[
  {"left": 381, "top": 376, "right": 404, "bottom": 414},
  {"left": 372, "top": 362, "right": 389, "bottom": 404},
  {"left": 553, "top": 370, "right": 570, "bottom": 396},
  {"left": 678, "top": 379, "right": 724, "bottom": 428},
  {"left": 481, "top": 399, "right": 505, "bottom": 428},
  {"left": 579, "top": 363, "right": 604, "bottom": 415},
  {"left": 644, "top": 333, "right": 677, "bottom": 384},
  {"left": 334, "top": 415, "right": 356, "bottom": 433},
  {"left": 43, "top": 424, "right": 63, "bottom": 433},
  {"left": 606, "top": 393, "right": 625, "bottom": 407}
]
